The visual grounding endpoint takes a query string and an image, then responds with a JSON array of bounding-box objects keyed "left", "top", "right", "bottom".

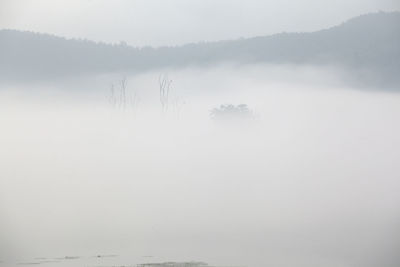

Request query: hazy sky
[{"left": 0, "top": 0, "right": 399, "bottom": 46}]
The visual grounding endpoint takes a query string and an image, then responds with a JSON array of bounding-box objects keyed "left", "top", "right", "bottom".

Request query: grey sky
[{"left": 0, "top": 0, "right": 399, "bottom": 46}]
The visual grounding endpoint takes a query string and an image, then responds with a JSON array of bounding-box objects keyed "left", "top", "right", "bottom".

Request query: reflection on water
[{"left": 10, "top": 257, "right": 230, "bottom": 267}]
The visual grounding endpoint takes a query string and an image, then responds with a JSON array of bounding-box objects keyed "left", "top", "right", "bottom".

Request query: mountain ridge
[{"left": 1, "top": 11, "right": 399, "bottom": 86}]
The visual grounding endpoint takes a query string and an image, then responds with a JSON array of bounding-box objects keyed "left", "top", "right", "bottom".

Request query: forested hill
[{"left": 0, "top": 11, "right": 399, "bottom": 85}]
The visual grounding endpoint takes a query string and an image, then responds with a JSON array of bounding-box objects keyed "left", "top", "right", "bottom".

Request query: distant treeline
[{"left": 0, "top": 11, "right": 399, "bottom": 86}]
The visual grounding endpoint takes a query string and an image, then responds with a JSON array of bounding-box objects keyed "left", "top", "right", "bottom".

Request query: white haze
[{"left": 0, "top": 65, "right": 399, "bottom": 267}]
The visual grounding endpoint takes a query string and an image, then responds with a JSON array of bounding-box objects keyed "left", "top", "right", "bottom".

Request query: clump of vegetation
[{"left": 210, "top": 104, "right": 254, "bottom": 121}]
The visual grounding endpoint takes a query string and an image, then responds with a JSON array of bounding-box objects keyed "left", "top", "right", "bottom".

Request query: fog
[{"left": 1, "top": 65, "right": 399, "bottom": 267}]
